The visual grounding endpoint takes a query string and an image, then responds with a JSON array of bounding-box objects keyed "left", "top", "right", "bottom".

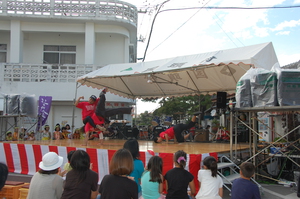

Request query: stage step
[
  {"left": 217, "top": 155, "right": 262, "bottom": 195},
  {"left": 221, "top": 173, "right": 240, "bottom": 184},
  {"left": 217, "top": 162, "right": 235, "bottom": 169}
]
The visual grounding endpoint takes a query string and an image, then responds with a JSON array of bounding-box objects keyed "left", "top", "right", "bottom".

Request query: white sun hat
[{"left": 39, "top": 152, "right": 63, "bottom": 171}]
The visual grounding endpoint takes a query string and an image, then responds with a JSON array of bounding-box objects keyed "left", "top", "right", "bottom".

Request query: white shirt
[{"left": 196, "top": 169, "right": 223, "bottom": 199}]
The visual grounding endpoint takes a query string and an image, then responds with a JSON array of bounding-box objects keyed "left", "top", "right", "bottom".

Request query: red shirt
[
  {"left": 76, "top": 98, "right": 99, "bottom": 120},
  {"left": 159, "top": 127, "right": 175, "bottom": 140}
]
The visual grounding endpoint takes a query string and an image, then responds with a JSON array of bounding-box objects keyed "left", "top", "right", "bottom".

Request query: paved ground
[{"left": 7, "top": 173, "right": 300, "bottom": 199}]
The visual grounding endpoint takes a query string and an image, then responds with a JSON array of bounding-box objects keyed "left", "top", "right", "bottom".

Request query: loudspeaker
[{"left": 217, "top": 92, "right": 227, "bottom": 108}]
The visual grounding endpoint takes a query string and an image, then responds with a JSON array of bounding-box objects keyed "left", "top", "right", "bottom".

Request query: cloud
[
  {"left": 272, "top": 19, "right": 300, "bottom": 31},
  {"left": 278, "top": 53, "right": 300, "bottom": 66},
  {"left": 294, "top": 0, "right": 300, "bottom": 4},
  {"left": 253, "top": 27, "right": 270, "bottom": 37},
  {"left": 275, "top": 31, "right": 290, "bottom": 35}
]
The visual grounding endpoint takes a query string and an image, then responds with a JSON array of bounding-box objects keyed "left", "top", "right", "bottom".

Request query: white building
[{"left": 0, "top": 0, "right": 137, "bottom": 134}]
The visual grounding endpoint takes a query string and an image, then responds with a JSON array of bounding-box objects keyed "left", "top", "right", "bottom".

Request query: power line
[{"left": 158, "top": 5, "right": 300, "bottom": 13}]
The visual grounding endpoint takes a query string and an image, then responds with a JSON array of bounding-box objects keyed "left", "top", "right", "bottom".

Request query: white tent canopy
[{"left": 77, "top": 42, "right": 278, "bottom": 99}]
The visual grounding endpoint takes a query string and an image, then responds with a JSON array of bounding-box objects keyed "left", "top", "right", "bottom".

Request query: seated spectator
[
  {"left": 27, "top": 152, "right": 64, "bottom": 199},
  {"left": 195, "top": 156, "right": 223, "bottom": 199},
  {"left": 12, "top": 127, "right": 19, "bottom": 141},
  {"left": 99, "top": 148, "right": 138, "bottom": 199},
  {"left": 0, "top": 163, "right": 8, "bottom": 191},
  {"left": 27, "top": 131, "right": 36, "bottom": 141},
  {"left": 164, "top": 150, "right": 196, "bottom": 199},
  {"left": 123, "top": 139, "right": 144, "bottom": 196},
  {"left": 231, "top": 162, "right": 261, "bottom": 199},
  {"left": 41, "top": 125, "right": 51, "bottom": 140},
  {"left": 63, "top": 150, "right": 75, "bottom": 172},
  {"left": 61, "top": 150, "right": 98, "bottom": 199},
  {"left": 61, "top": 127, "right": 69, "bottom": 139},
  {"left": 6, "top": 131, "right": 12, "bottom": 141},
  {"left": 73, "top": 128, "right": 80, "bottom": 139},
  {"left": 53, "top": 125, "right": 61, "bottom": 140}
]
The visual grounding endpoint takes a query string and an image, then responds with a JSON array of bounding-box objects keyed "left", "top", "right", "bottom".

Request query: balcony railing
[
  {"left": 0, "top": 63, "right": 103, "bottom": 83},
  {"left": 0, "top": 0, "right": 137, "bottom": 26}
]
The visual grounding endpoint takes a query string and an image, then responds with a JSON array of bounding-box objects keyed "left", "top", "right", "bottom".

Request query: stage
[{"left": 0, "top": 139, "right": 249, "bottom": 188}]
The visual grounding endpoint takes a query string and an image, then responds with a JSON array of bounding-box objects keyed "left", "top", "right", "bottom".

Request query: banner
[{"left": 36, "top": 96, "right": 52, "bottom": 131}]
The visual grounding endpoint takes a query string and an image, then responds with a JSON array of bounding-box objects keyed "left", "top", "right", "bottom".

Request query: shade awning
[{"left": 77, "top": 42, "right": 278, "bottom": 99}]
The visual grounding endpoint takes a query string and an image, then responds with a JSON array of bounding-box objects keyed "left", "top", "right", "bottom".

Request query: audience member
[
  {"left": 41, "top": 125, "right": 51, "bottom": 140},
  {"left": 63, "top": 150, "right": 75, "bottom": 172},
  {"left": 0, "top": 163, "right": 8, "bottom": 191},
  {"left": 195, "top": 156, "right": 223, "bottom": 199},
  {"left": 98, "top": 148, "right": 138, "bottom": 199},
  {"left": 164, "top": 150, "right": 195, "bottom": 199},
  {"left": 73, "top": 128, "right": 80, "bottom": 139},
  {"left": 6, "top": 131, "right": 12, "bottom": 141},
  {"left": 53, "top": 125, "right": 61, "bottom": 140},
  {"left": 141, "top": 156, "right": 164, "bottom": 199},
  {"left": 27, "top": 131, "right": 36, "bottom": 141},
  {"left": 231, "top": 162, "right": 261, "bottom": 199},
  {"left": 61, "top": 127, "right": 69, "bottom": 139},
  {"left": 61, "top": 150, "right": 98, "bottom": 199},
  {"left": 27, "top": 152, "right": 64, "bottom": 199},
  {"left": 12, "top": 127, "right": 19, "bottom": 141},
  {"left": 123, "top": 139, "right": 145, "bottom": 196}
]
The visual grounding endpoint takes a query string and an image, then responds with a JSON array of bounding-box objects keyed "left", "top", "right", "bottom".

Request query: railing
[
  {"left": 1, "top": 63, "right": 103, "bottom": 82},
  {"left": 0, "top": 0, "right": 137, "bottom": 26}
]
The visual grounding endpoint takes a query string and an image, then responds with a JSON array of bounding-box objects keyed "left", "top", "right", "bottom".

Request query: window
[
  {"left": 0, "top": 44, "right": 7, "bottom": 62},
  {"left": 43, "top": 45, "right": 76, "bottom": 64}
]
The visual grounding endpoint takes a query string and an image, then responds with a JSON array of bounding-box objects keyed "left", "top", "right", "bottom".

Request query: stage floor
[{"left": 1, "top": 139, "right": 250, "bottom": 154}]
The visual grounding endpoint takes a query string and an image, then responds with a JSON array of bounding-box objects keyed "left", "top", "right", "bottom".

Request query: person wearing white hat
[{"left": 27, "top": 152, "right": 64, "bottom": 199}]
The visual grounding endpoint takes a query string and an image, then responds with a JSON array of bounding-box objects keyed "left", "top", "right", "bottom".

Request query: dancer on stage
[
  {"left": 80, "top": 87, "right": 132, "bottom": 146},
  {"left": 75, "top": 95, "right": 100, "bottom": 130},
  {"left": 153, "top": 115, "right": 197, "bottom": 144}
]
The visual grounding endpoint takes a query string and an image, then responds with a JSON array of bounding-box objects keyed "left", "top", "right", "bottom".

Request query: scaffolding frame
[
  {"left": 0, "top": 115, "right": 37, "bottom": 141},
  {"left": 229, "top": 106, "right": 300, "bottom": 181}
]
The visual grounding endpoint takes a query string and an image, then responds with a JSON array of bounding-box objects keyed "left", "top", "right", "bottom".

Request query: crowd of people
[{"left": 0, "top": 138, "right": 263, "bottom": 199}]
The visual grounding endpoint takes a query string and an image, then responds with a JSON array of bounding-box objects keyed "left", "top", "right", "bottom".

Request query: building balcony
[
  {"left": 0, "top": 0, "right": 137, "bottom": 26},
  {"left": 0, "top": 63, "right": 102, "bottom": 83}
]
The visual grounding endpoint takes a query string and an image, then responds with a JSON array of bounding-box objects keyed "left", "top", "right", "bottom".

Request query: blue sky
[{"left": 125, "top": 0, "right": 300, "bottom": 113}]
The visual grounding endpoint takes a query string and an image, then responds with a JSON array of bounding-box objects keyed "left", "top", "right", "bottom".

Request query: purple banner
[{"left": 36, "top": 96, "right": 52, "bottom": 131}]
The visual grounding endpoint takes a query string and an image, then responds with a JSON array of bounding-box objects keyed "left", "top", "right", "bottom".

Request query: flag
[{"left": 36, "top": 96, "right": 52, "bottom": 131}]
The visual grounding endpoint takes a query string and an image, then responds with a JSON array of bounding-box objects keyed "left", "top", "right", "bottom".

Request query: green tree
[{"left": 134, "top": 111, "right": 153, "bottom": 126}]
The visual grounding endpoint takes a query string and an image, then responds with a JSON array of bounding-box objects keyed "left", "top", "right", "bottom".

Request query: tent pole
[{"left": 71, "top": 82, "right": 80, "bottom": 133}]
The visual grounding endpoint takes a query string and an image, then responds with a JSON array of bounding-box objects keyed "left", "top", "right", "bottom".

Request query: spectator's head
[
  {"left": 70, "top": 150, "right": 90, "bottom": 172},
  {"left": 44, "top": 125, "right": 50, "bottom": 131},
  {"left": 123, "top": 139, "right": 140, "bottom": 159},
  {"left": 174, "top": 150, "right": 187, "bottom": 169},
  {"left": 65, "top": 124, "right": 70, "bottom": 130},
  {"left": 240, "top": 162, "right": 255, "bottom": 179},
  {"left": 109, "top": 148, "right": 133, "bottom": 176},
  {"left": 0, "top": 163, "right": 8, "bottom": 191},
  {"left": 39, "top": 152, "right": 63, "bottom": 174},
  {"left": 14, "top": 127, "right": 19, "bottom": 132},
  {"left": 89, "top": 95, "right": 97, "bottom": 104},
  {"left": 67, "top": 150, "right": 75, "bottom": 162},
  {"left": 6, "top": 131, "right": 12, "bottom": 136},
  {"left": 203, "top": 156, "right": 218, "bottom": 177},
  {"left": 206, "top": 125, "right": 211, "bottom": 130},
  {"left": 147, "top": 156, "right": 162, "bottom": 173},
  {"left": 54, "top": 125, "right": 60, "bottom": 131}
]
